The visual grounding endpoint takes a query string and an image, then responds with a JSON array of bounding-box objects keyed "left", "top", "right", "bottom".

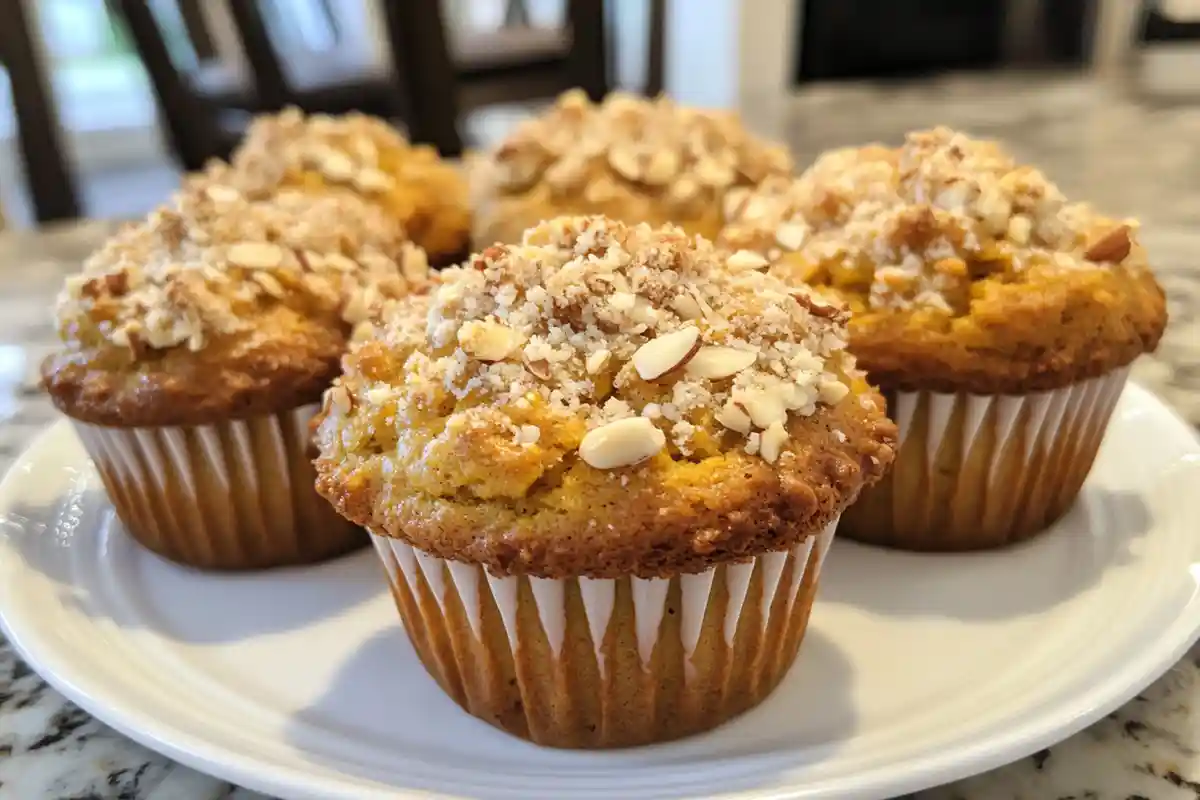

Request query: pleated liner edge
[
  {"left": 73, "top": 403, "right": 365, "bottom": 570},
  {"left": 369, "top": 517, "right": 839, "bottom": 748},
  {"left": 840, "top": 367, "right": 1130, "bottom": 551}
]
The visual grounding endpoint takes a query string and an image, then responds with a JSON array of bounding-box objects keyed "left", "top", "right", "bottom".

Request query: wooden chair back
[
  {"left": 0, "top": 0, "right": 81, "bottom": 222},
  {"left": 109, "top": 0, "right": 228, "bottom": 171}
]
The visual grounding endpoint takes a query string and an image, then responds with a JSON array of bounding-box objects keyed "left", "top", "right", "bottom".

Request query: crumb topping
[
  {"left": 56, "top": 185, "right": 429, "bottom": 355},
  {"left": 193, "top": 107, "right": 439, "bottom": 199},
  {"left": 477, "top": 90, "right": 793, "bottom": 211},
  {"left": 719, "top": 127, "right": 1141, "bottom": 315},
  {"left": 328, "top": 216, "right": 863, "bottom": 478},
  {"left": 190, "top": 108, "right": 470, "bottom": 263}
]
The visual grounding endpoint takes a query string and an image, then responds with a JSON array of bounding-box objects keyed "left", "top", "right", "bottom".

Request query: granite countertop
[{"left": 3, "top": 73, "right": 1200, "bottom": 799}]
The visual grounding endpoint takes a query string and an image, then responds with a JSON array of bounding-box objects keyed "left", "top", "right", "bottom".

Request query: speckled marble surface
[{"left": 3, "top": 73, "right": 1200, "bottom": 799}]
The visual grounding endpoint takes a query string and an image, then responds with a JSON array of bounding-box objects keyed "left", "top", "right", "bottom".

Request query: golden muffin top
[
  {"left": 719, "top": 127, "right": 1167, "bottom": 392},
  {"left": 193, "top": 108, "right": 470, "bottom": 264},
  {"left": 474, "top": 90, "right": 793, "bottom": 211},
  {"left": 314, "top": 217, "right": 896, "bottom": 578},
  {"left": 43, "top": 184, "right": 429, "bottom": 427}
]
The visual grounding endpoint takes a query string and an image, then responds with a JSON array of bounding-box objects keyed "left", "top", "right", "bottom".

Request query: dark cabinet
[{"left": 795, "top": 0, "right": 1096, "bottom": 83}]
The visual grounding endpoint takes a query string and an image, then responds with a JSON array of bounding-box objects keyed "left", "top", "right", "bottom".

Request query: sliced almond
[
  {"left": 775, "top": 221, "right": 809, "bottom": 251},
  {"left": 723, "top": 187, "right": 751, "bottom": 220},
  {"left": 695, "top": 158, "right": 736, "bottom": 188},
  {"left": 1084, "top": 225, "right": 1132, "bottom": 263},
  {"left": 458, "top": 320, "right": 520, "bottom": 362},
  {"left": 318, "top": 150, "right": 356, "bottom": 183},
  {"left": 632, "top": 326, "right": 701, "bottom": 381},
  {"left": 544, "top": 157, "right": 588, "bottom": 193},
  {"left": 739, "top": 386, "right": 788, "bottom": 430},
  {"left": 818, "top": 378, "right": 850, "bottom": 405},
  {"left": 726, "top": 249, "right": 770, "bottom": 271},
  {"left": 668, "top": 177, "right": 701, "bottom": 206},
  {"left": 686, "top": 346, "right": 758, "bottom": 380},
  {"left": 670, "top": 292, "right": 703, "bottom": 320},
  {"left": 251, "top": 271, "right": 286, "bottom": 298},
  {"left": 494, "top": 145, "right": 547, "bottom": 192},
  {"left": 608, "top": 146, "right": 642, "bottom": 182},
  {"left": 227, "top": 241, "right": 285, "bottom": 269},
  {"left": 579, "top": 417, "right": 665, "bottom": 469},
  {"left": 1007, "top": 214, "right": 1032, "bottom": 246},
  {"left": 557, "top": 87, "right": 590, "bottom": 113},
  {"left": 323, "top": 253, "right": 360, "bottom": 273},
  {"left": 342, "top": 289, "right": 369, "bottom": 324},
  {"left": 715, "top": 402, "right": 752, "bottom": 434},
  {"left": 326, "top": 384, "right": 352, "bottom": 415},
  {"left": 203, "top": 184, "right": 241, "bottom": 204},
  {"left": 400, "top": 248, "right": 429, "bottom": 283},
  {"left": 642, "top": 149, "right": 680, "bottom": 185},
  {"left": 791, "top": 289, "right": 847, "bottom": 321},
  {"left": 585, "top": 349, "right": 611, "bottom": 375},
  {"left": 759, "top": 421, "right": 788, "bottom": 464},
  {"left": 583, "top": 175, "right": 621, "bottom": 204},
  {"left": 353, "top": 168, "right": 395, "bottom": 194},
  {"left": 351, "top": 136, "right": 379, "bottom": 166},
  {"left": 525, "top": 357, "right": 552, "bottom": 380}
]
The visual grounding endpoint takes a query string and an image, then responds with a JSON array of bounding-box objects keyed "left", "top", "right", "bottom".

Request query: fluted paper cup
[
  {"left": 74, "top": 404, "right": 365, "bottom": 570},
  {"left": 840, "top": 367, "right": 1129, "bottom": 551},
  {"left": 369, "top": 517, "right": 839, "bottom": 748}
]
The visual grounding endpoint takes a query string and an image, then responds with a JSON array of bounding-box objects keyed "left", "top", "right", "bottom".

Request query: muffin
[
  {"left": 719, "top": 127, "right": 1167, "bottom": 551},
  {"left": 467, "top": 90, "right": 793, "bottom": 248},
  {"left": 313, "top": 216, "right": 896, "bottom": 747},
  {"left": 42, "top": 184, "right": 431, "bottom": 570},
  {"left": 193, "top": 108, "right": 470, "bottom": 266}
]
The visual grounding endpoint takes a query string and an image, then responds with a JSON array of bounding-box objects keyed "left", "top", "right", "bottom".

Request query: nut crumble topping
[
  {"left": 476, "top": 90, "right": 793, "bottom": 212},
  {"left": 56, "top": 185, "right": 429, "bottom": 354},
  {"left": 186, "top": 108, "right": 469, "bottom": 264},
  {"left": 719, "top": 127, "right": 1141, "bottom": 315},
  {"left": 327, "top": 216, "right": 862, "bottom": 474},
  {"left": 194, "top": 107, "right": 434, "bottom": 200}
]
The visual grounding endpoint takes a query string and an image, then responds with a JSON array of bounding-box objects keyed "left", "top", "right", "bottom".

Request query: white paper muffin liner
[
  {"left": 841, "top": 367, "right": 1130, "bottom": 550},
  {"left": 73, "top": 404, "right": 364, "bottom": 570},
  {"left": 370, "top": 517, "right": 840, "bottom": 748}
]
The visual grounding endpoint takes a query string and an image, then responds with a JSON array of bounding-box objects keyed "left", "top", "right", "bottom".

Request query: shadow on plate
[
  {"left": 818, "top": 486, "right": 1153, "bottom": 621},
  {"left": 0, "top": 477, "right": 384, "bottom": 643},
  {"left": 281, "top": 624, "right": 859, "bottom": 797}
]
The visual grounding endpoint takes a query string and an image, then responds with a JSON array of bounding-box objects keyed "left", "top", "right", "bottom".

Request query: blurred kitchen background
[{"left": 2, "top": 0, "right": 1200, "bottom": 229}]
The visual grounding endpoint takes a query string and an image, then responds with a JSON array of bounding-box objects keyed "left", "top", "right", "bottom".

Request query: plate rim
[{"left": 3, "top": 382, "right": 1200, "bottom": 800}]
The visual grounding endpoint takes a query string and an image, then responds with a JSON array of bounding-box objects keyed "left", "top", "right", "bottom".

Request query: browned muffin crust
[
  {"left": 43, "top": 311, "right": 342, "bottom": 427},
  {"left": 319, "top": 394, "right": 892, "bottom": 578},
  {"left": 469, "top": 90, "right": 793, "bottom": 247},
  {"left": 314, "top": 217, "right": 896, "bottom": 578},
  {"left": 719, "top": 128, "right": 1168, "bottom": 393},
  {"left": 43, "top": 185, "right": 430, "bottom": 427}
]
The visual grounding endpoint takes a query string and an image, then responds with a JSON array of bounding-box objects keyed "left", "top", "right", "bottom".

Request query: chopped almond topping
[
  {"left": 341, "top": 216, "right": 860, "bottom": 466},
  {"left": 720, "top": 127, "right": 1144, "bottom": 316},
  {"left": 479, "top": 90, "right": 792, "bottom": 212},
  {"left": 56, "top": 185, "right": 429, "bottom": 354}
]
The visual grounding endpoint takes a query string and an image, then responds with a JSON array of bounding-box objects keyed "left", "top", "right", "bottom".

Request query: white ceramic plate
[{"left": 2, "top": 384, "right": 1200, "bottom": 800}]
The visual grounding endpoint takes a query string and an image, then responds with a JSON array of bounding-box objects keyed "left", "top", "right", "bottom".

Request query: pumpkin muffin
[
  {"left": 42, "top": 183, "right": 431, "bottom": 570},
  {"left": 467, "top": 89, "right": 793, "bottom": 248},
  {"left": 193, "top": 108, "right": 470, "bottom": 266},
  {"left": 313, "top": 216, "right": 895, "bottom": 748},
  {"left": 719, "top": 127, "right": 1167, "bottom": 551}
]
